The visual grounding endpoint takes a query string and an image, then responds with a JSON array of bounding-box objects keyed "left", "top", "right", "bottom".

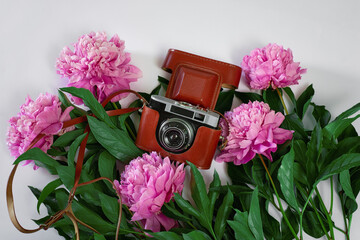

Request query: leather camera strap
[{"left": 6, "top": 89, "right": 147, "bottom": 240}]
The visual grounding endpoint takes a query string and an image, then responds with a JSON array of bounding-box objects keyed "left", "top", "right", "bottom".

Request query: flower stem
[
  {"left": 341, "top": 198, "right": 350, "bottom": 240},
  {"left": 309, "top": 196, "right": 331, "bottom": 239},
  {"left": 187, "top": 221, "right": 197, "bottom": 230},
  {"left": 294, "top": 181, "right": 331, "bottom": 239},
  {"left": 348, "top": 214, "right": 353, "bottom": 238},
  {"left": 334, "top": 225, "right": 346, "bottom": 234},
  {"left": 300, "top": 186, "right": 319, "bottom": 240},
  {"left": 112, "top": 102, "right": 118, "bottom": 109},
  {"left": 315, "top": 188, "right": 334, "bottom": 239},
  {"left": 258, "top": 154, "right": 299, "bottom": 240},
  {"left": 276, "top": 88, "right": 289, "bottom": 115},
  {"left": 330, "top": 177, "right": 334, "bottom": 215}
]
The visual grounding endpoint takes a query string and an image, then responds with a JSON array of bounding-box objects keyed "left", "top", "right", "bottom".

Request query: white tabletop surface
[{"left": 1, "top": 0, "right": 359, "bottom": 239}]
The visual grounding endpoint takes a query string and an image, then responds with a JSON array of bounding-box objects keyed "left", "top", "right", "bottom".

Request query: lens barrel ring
[{"left": 158, "top": 118, "right": 194, "bottom": 152}]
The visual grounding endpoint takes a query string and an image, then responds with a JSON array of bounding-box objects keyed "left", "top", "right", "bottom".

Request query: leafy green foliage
[
  {"left": 234, "top": 91, "right": 263, "bottom": 103},
  {"left": 248, "top": 187, "right": 264, "bottom": 240},
  {"left": 296, "top": 84, "right": 314, "bottom": 119},
  {"left": 228, "top": 210, "right": 256, "bottom": 240},
  {"left": 215, "top": 89, "right": 235, "bottom": 114},
  {"left": 214, "top": 187, "right": 234, "bottom": 239},
  {"left": 263, "top": 88, "right": 284, "bottom": 113},
  {"left": 87, "top": 116, "right": 143, "bottom": 162},
  {"left": 278, "top": 147, "right": 299, "bottom": 213},
  {"left": 14, "top": 147, "right": 61, "bottom": 174},
  {"left": 24, "top": 80, "right": 360, "bottom": 240},
  {"left": 61, "top": 87, "right": 116, "bottom": 128}
]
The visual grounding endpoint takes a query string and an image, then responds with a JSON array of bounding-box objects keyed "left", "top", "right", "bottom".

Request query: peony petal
[{"left": 156, "top": 213, "right": 177, "bottom": 231}]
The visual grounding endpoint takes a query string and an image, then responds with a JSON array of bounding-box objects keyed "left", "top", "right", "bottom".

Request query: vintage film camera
[{"left": 135, "top": 49, "right": 242, "bottom": 169}]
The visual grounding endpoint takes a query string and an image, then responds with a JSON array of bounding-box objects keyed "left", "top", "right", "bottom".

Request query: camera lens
[
  {"left": 163, "top": 129, "right": 184, "bottom": 149},
  {"left": 159, "top": 118, "right": 194, "bottom": 153}
]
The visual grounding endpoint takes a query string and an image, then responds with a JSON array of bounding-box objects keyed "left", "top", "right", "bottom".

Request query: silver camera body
[{"left": 149, "top": 95, "right": 220, "bottom": 153}]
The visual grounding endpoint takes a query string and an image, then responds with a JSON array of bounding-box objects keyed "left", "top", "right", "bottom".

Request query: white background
[{"left": 1, "top": 0, "right": 359, "bottom": 239}]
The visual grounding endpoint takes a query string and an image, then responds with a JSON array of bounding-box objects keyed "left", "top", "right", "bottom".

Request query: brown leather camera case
[
  {"left": 135, "top": 106, "right": 221, "bottom": 169},
  {"left": 162, "top": 49, "right": 242, "bottom": 109},
  {"left": 135, "top": 49, "right": 241, "bottom": 169}
]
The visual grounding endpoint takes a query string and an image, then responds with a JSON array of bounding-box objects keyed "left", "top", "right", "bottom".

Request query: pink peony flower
[
  {"left": 7, "top": 93, "right": 73, "bottom": 169},
  {"left": 114, "top": 152, "right": 185, "bottom": 232},
  {"left": 241, "top": 43, "right": 306, "bottom": 90},
  {"left": 56, "top": 31, "right": 142, "bottom": 104},
  {"left": 216, "top": 101, "right": 293, "bottom": 165}
]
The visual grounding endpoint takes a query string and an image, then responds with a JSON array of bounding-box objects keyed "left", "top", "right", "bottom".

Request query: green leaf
[
  {"left": 61, "top": 87, "right": 116, "bottom": 128},
  {"left": 281, "top": 113, "right": 308, "bottom": 140},
  {"left": 56, "top": 165, "right": 75, "bottom": 190},
  {"left": 350, "top": 167, "right": 360, "bottom": 197},
  {"left": 248, "top": 187, "right": 264, "bottom": 240},
  {"left": 338, "top": 124, "right": 358, "bottom": 142},
  {"left": 36, "top": 178, "right": 62, "bottom": 213},
  {"left": 293, "top": 140, "right": 307, "bottom": 167},
  {"left": 293, "top": 162, "right": 308, "bottom": 185},
  {"left": 32, "top": 216, "right": 50, "bottom": 226},
  {"left": 183, "top": 230, "right": 212, "bottom": 240},
  {"left": 47, "top": 148, "right": 67, "bottom": 157},
  {"left": 71, "top": 200, "right": 116, "bottom": 234},
  {"left": 51, "top": 218, "right": 82, "bottom": 239},
  {"left": 161, "top": 202, "right": 192, "bottom": 222},
  {"left": 306, "top": 122, "right": 322, "bottom": 186},
  {"left": 173, "top": 193, "right": 201, "bottom": 219},
  {"left": 188, "top": 161, "right": 210, "bottom": 219},
  {"left": 296, "top": 84, "right": 314, "bottom": 119},
  {"left": 317, "top": 153, "right": 360, "bottom": 183},
  {"left": 150, "top": 84, "right": 161, "bottom": 95},
  {"left": 118, "top": 110, "right": 138, "bottom": 139},
  {"left": 215, "top": 89, "right": 235, "bottom": 114},
  {"left": 158, "top": 76, "right": 169, "bottom": 91},
  {"left": 14, "top": 148, "right": 60, "bottom": 175},
  {"left": 340, "top": 170, "right": 356, "bottom": 200},
  {"left": 94, "top": 233, "right": 106, "bottom": 240},
  {"left": 263, "top": 88, "right": 284, "bottom": 113},
  {"left": 99, "top": 193, "right": 119, "bottom": 223},
  {"left": 187, "top": 162, "right": 216, "bottom": 238},
  {"left": 311, "top": 103, "right": 331, "bottom": 128},
  {"left": 227, "top": 162, "right": 254, "bottom": 185},
  {"left": 325, "top": 114, "right": 360, "bottom": 139},
  {"left": 335, "top": 102, "right": 360, "bottom": 120},
  {"left": 214, "top": 187, "right": 234, "bottom": 240},
  {"left": 344, "top": 197, "right": 358, "bottom": 217},
  {"left": 208, "top": 171, "right": 221, "bottom": 218},
  {"left": 278, "top": 147, "right": 299, "bottom": 212},
  {"left": 260, "top": 203, "right": 281, "bottom": 240},
  {"left": 283, "top": 87, "right": 297, "bottom": 107},
  {"left": 151, "top": 231, "right": 182, "bottom": 240},
  {"left": 252, "top": 158, "right": 265, "bottom": 187},
  {"left": 58, "top": 90, "right": 87, "bottom": 117},
  {"left": 227, "top": 210, "right": 256, "bottom": 240},
  {"left": 98, "top": 151, "right": 116, "bottom": 181},
  {"left": 29, "top": 186, "right": 61, "bottom": 213},
  {"left": 281, "top": 208, "right": 299, "bottom": 240},
  {"left": 53, "top": 129, "right": 84, "bottom": 147},
  {"left": 55, "top": 188, "right": 69, "bottom": 210},
  {"left": 67, "top": 133, "right": 88, "bottom": 168},
  {"left": 302, "top": 210, "right": 327, "bottom": 238},
  {"left": 87, "top": 116, "right": 143, "bottom": 162},
  {"left": 234, "top": 91, "right": 263, "bottom": 103},
  {"left": 170, "top": 228, "right": 194, "bottom": 235}
]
